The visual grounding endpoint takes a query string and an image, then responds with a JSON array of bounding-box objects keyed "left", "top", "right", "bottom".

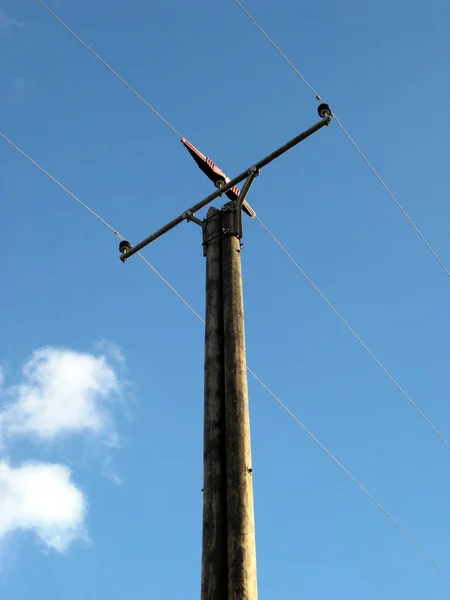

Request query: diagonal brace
[{"left": 235, "top": 168, "right": 259, "bottom": 240}]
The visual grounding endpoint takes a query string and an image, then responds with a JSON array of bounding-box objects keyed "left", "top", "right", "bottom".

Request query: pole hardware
[{"left": 118, "top": 110, "right": 332, "bottom": 262}]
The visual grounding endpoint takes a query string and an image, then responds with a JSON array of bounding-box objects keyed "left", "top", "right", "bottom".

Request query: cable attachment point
[
  {"left": 317, "top": 103, "right": 332, "bottom": 119},
  {"left": 119, "top": 240, "right": 132, "bottom": 262}
]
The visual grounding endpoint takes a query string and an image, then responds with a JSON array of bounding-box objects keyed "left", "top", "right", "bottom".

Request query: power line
[
  {"left": 37, "top": 0, "right": 183, "bottom": 138},
  {"left": 231, "top": 0, "right": 322, "bottom": 101},
  {"left": 0, "top": 131, "right": 203, "bottom": 319},
  {"left": 37, "top": 0, "right": 450, "bottom": 278},
  {"left": 232, "top": 0, "right": 450, "bottom": 449},
  {"left": 248, "top": 368, "right": 450, "bottom": 581},
  {"left": 30, "top": 0, "right": 450, "bottom": 572},
  {"left": 35, "top": 0, "right": 450, "bottom": 450},
  {"left": 137, "top": 252, "right": 204, "bottom": 323},
  {"left": 35, "top": 1, "right": 450, "bottom": 437},
  {"left": 2, "top": 132, "right": 448, "bottom": 580},
  {"left": 256, "top": 216, "right": 450, "bottom": 450},
  {"left": 332, "top": 115, "right": 450, "bottom": 277},
  {"left": 1, "top": 133, "right": 119, "bottom": 236},
  {"left": 231, "top": 0, "right": 450, "bottom": 279}
]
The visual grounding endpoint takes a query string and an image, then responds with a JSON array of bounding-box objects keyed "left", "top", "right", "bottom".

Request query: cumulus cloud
[
  {"left": 0, "top": 461, "right": 87, "bottom": 552},
  {"left": 0, "top": 347, "right": 124, "bottom": 445},
  {"left": 0, "top": 345, "right": 128, "bottom": 557}
]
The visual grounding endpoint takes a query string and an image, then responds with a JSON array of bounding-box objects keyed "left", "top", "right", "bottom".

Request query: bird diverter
[{"left": 181, "top": 138, "right": 256, "bottom": 219}]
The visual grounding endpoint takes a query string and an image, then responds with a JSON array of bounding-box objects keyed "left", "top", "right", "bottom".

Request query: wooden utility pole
[
  {"left": 222, "top": 204, "right": 258, "bottom": 599},
  {"left": 202, "top": 207, "right": 228, "bottom": 598},
  {"left": 117, "top": 103, "right": 332, "bottom": 600},
  {"left": 202, "top": 204, "right": 258, "bottom": 600}
]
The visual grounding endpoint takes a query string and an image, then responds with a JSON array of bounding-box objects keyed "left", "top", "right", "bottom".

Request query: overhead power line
[
  {"left": 0, "top": 132, "right": 200, "bottom": 321},
  {"left": 0, "top": 133, "right": 119, "bottom": 235},
  {"left": 256, "top": 216, "right": 450, "bottom": 450},
  {"left": 248, "top": 368, "right": 450, "bottom": 581},
  {"left": 36, "top": 0, "right": 449, "bottom": 449},
  {"left": 231, "top": 0, "right": 323, "bottom": 101},
  {"left": 2, "top": 131, "right": 448, "bottom": 580},
  {"left": 231, "top": 0, "right": 450, "bottom": 279},
  {"left": 37, "top": 0, "right": 182, "bottom": 138},
  {"left": 331, "top": 115, "right": 450, "bottom": 277}
]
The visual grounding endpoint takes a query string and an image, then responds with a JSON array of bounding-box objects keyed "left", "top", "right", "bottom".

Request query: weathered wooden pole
[
  {"left": 201, "top": 207, "right": 228, "bottom": 599},
  {"left": 115, "top": 111, "right": 330, "bottom": 599},
  {"left": 221, "top": 204, "right": 258, "bottom": 599}
]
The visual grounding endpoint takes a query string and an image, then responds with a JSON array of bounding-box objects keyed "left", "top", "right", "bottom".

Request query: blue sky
[{"left": 1, "top": 0, "right": 449, "bottom": 597}]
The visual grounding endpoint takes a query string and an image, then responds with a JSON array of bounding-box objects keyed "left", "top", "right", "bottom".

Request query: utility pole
[
  {"left": 118, "top": 103, "right": 332, "bottom": 600},
  {"left": 202, "top": 206, "right": 228, "bottom": 598},
  {"left": 222, "top": 201, "right": 258, "bottom": 598},
  {"left": 201, "top": 200, "right": 258, "bottom": 598}
]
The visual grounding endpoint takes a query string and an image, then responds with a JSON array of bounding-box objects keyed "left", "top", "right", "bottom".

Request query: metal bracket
[
  {"left": 184, "top": 211, "right": 204, "bottom": 228},
  {"left": 184, "top": 211, "right": 215, "bottom": 256},
  {"left": 236, "top": 168, "right": 259, "bottom": 239},
  {"left": 222, "top": 168, "right": 260, "bottom": 240},
  {"left": 201, "top": 209, "right": 222, "bottom": 257}
]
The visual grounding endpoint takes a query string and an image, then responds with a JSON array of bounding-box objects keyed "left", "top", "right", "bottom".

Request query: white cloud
[
  {"left": 102, "top": 456, "right": 123, "bottom": 486},
  {"left": 0, "top": 10, "right": 24, "bottom": 33},
  {"left": 94, "top": 340, "right": 126, "bottom": 367},
  {"left": 0, "top": 347, "right": 124, "bottom": 445},
  {"left": 0, "top": 461, "right": 87, "bottom": 552},
  {"left": 0, "top": 345, "right": 128, "bottom": 558}
]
